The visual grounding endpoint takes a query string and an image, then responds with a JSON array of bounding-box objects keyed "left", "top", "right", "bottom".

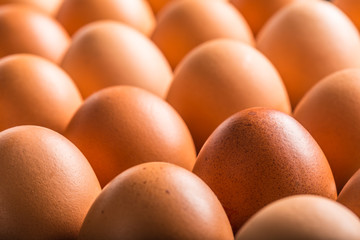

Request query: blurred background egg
[
  {"left": 0, "top": 125, "right": 101, "bottom": 239},
  {"left": 0, "top": 54, "right": 82, "bottom": 133},
  {"left": 294, "top": 69, "right": 360, "bottom": 191},
  {"left": 151, "top": 0, "right": 254, "bottom": 69},
  {"left": 193, "top": 108, "right": 337, "bottom": 232},
  {"left": 166, "top": 39, "right": 291, "bottom": 151},
  {"left": 0, "top": 0, "right": 63, "bottom": 15},
  {"left": 230, "top": 0, "right": 307, "bottom": 36},
  {"left": 235, "top": 195, "right": 360, "bottom": 240},
  {"left": 333, "top": 0, "right": 360, "bottom": 32},
  {"left": 56, "top": 0, "right": 155, "bottom": 36},
  {"left": 0, "top": 4, "right": 70, "bottom": 63},
  {"left": 79, "top": 162, "right": 233, "bottom": 240},
  {"left": 65, "top": 86, "right": 196, "bottom": 187},
  {"left": 61, "top": 21, "right": 172, "bottom": 99},
  {"left": 337, "top": 169, "right": 360, "bottom": 218},
  {"left": 256, "top": 0, "right": 360, "bottom": 108}
]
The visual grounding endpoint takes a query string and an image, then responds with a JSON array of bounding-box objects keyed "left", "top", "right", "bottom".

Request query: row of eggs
[{"left": 0, "top": 0, "right": 360, "bottom": 239}]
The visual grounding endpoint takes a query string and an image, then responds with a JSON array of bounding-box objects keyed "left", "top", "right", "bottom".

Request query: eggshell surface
[
  {"left": 257, "top": 0, "right": 360, "bottom": 107},
  {"left": 334, "top": 0, "right": 360, "bottom": 32},
  {"left": 338, "top": 169, "right": 360, "bottom": 218},
  {"left": 0, "top": 4, "right": 70, "bottom": 63},
  {"left": 193, "top": 108, "right": 337, "bottom": 232},
  {"left": 0, "top": 125, "right": 101, "bottom": 240},
  {"left": 56, "top": 0, "right": 155, "bottom": 36},
  {"left": 166, "top": 39, "right": 291, "bottom": 151},
  {"left": 235, "top": 195, "right": 360, "bottom": 240},
  {"left": 79, "top": 162, "right": 234, "bottom": 240},
  {"left": 151, "top": 0, "right": 254, "bottom": 68},
  {"left": 294, "top": 69, "right": 360, "bottom": 190},
  {"left": 61, "top": 21, "right": 173, "bottom": 99},
  {"left": 0, "top": 0, "right": 62, "bottom": 15},
  {"left": 0, "top": 54, "right": 82, "bottom": 133},
  {"left": 65, "top": 86, "right": 196, "bottom": 187}
]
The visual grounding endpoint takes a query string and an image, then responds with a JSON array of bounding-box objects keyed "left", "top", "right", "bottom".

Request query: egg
[
  {"left": 294, "top": 69, "right": 360, "bottom": 191},
  {"left": 0, "top": 4, "right": 70, "bottom": 63},
  {"left": 338, "top": 169, "right": 360, "bottom": 218},
  {"left": 0, "top": 125, "right": 101, "bottom": 239},
  {"left": 56, "top": 0, "right": 155, "bottom": 36},
  {"left": 0, "top": 54, "right": 82, "bottom": 133},
  {"left": 65, "top": 86, "right": 196, "bottom": 187},
  {"left": 256, "top": 0, "right": 360, "bottom": 107},
  {"left": 230, "top": 0, "right": 303, "bottom": 35},
  {"left": 61, "top": 21, "right": 173, "bottom": 99},
  {"left": 235, "top": 195, "right": 360, "bottom": 240},
  {"left": 79, "top": 162, "right": 233, "bottom": 240},
  {"left": 193, "top": 108, "right": 337, "bottom": 232},
  {"left": 166, "top": 39, "right": 291, "bottom": 152},
  {"left": 334, "top": 0, "right": 360, "bottom": 32},
  {"left": 147, "top": 0, "right": 172, "bottom": 14},
  {"left": 0, "top": 0, "right": 63, "bottom": 15},
  {"left": 151, "top": 0, "right": 254, "bottom": 69}
]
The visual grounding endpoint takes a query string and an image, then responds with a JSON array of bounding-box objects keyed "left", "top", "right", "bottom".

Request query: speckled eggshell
[
  {"left": 235, "top": 195, "right": 360, "bottom": 240},
  {"left": 0, "top": 125, "right": 101, "bottom": 239},
  {"left": 334, "top": 0, "right": 360, "bottom": 32},
  {"left": 0, "top": 4, "right": 70, "bottom": 63},
  {"left": 166, "top": 39, "right": 291, "bottom": 152},
  {"left": 0, "top": 54, "right": 82, "bottom": 133},
  {"left": 56, "top": 0, "right": 155, "bottom": 36},
  {"left": 193, "top": 108, "right": 337, "bottom": 232},
  {"left": 0, "top": 0, "right": 63, "bottom": 15},
  {"left": 151, "top": 0, "right": 254, "bottom": 69},
  {"left": 65, "top": 86, "right": 196, "bottom": 187},
  {"left": 256, "top": 0, "right": 360, "bottom": 107},
  {"left": 78, "top": 162, "right": 234, "bottom": 240},
  {"left": 338, "top": 169, "right": 360, "bottom": 218},
  {"left": 230, "top": 0, "right": 303, "bottom": 35},
  {"left": 294, "top": 69, "right": 360, "bottom": 191},
  {"left": 61, "top": 21, "right": 173, "bottom": 99}
]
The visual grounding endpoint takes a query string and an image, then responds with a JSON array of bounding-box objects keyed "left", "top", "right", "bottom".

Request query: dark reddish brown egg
[
  {"left": 338, "top": 169, "right": 360, "bottom": 218},
  {"left": 193, "top": 108, "right": 337, "bottom": 232}
]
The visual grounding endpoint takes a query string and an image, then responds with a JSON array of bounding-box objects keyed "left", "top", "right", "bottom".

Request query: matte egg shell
[
  {"left": 166, "top": 39, "right": 291, "bottom": 152},
  {"left": 61, "top": 21, "right": 172, "bottom": 99},
  {"left": 0, "top": 0, "right": 62, "bottom": 15},
  {"left": 0, "top": 54, "right": 82, "bottom": 133},
  {"left": 236, "top": 195, "right": 360, "bottom": 240},
  {"left": 56, "top": 0, "right": 155, "bottom": 36},
  {"left": 334, "top": 0, "right": 360, "bottom": 32},
  {"left": 257, "top": 0, "right": 360, "bottom": 107},
  {"left": 193, "top": 108, "right": 337, "bottom": 232},
  {"left": 151, "top": 0, "right": 254, "bottom": 69},
  {"left": 294, "top": 69, "right": 360, "bottom": 191},
  {"left": 65, "top": 86, "right": 196, "bottom": 187},
  {"left": 79, "top": 162, "right": 234, "bottom": 240},
  {"left": 0, "top": 4, "right": 70, "bottom": 63},
  {"left": 0, "top": 125, "right": 101, "bottom": 239},
  {"left": 338, "top": 169, "right": 360, "bottom": 218}
]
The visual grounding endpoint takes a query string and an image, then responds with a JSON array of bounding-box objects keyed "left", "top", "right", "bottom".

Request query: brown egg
[
  {"left": 294, "top": 69, "right": 360, "bottom": 191},
  {"left": 147, "top": 0, "right": 172, "bottom": 14},
  {"left": 338, "top": 169, "right": 360, "bottom": 218},
  {"left": 0, "top": 125, "right": 101, "bottom": 239},
  {"left": 56, "top": 0, "right": 155, "bottom": 36},
  {"left": 334, "top": 0, "right": 360, "bottom": 32},
  {"left": 79, "top": 162, "right": 233, "bottom": 240},
  {"left": 193, "top": 108, "right": 337, "bottom": 232},
  {"left": 0, "top": 4, "right": 70, "bottom": 63},
  {"left": 65, "top": 86, "right": 196, "bottom": 187},
  {"left": 235, "top": 195, "right": 360, "bottom": 240},
  {"left": 0, "top": 0, "right": 63, "bottom": 15},
  {"left": 0, "top": 54, "right": 82, "bottom": 133},
  {"left": 61, "top": 21, "right": 173, "bottom": 99},
  {"left": 167, "top": 39, "right": 291, "bottom": 152},
  {"left": 257, "top": 0, "right": 360, "bottom": 107},
  {"left": 151, "top": 0, "right": 254, "bottom": 69},
  {"left": 230, "top": 0, "right": 302, "bottom": 35}
]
